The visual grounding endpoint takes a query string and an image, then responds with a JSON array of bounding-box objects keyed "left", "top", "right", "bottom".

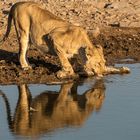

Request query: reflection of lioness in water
[
  {"left": 1, "top": 1, "right": 130, "bottom": 78},
  {"left": 0, "top": 80, "right": 105, "bottom": 136}
]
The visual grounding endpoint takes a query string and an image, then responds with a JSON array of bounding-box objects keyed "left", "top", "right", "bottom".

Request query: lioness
[{"left": 1, "top": 1, "right": 130, "bottom": 78}]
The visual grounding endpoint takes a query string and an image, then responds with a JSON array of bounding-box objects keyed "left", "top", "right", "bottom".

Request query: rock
[
  {"left": 104, "top": 3, "right": 113, "bottom": 9},
  {"left": 109, "top": 22, "right": 120, "bottom": 27}
]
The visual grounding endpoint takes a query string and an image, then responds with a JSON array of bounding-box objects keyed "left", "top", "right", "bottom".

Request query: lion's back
[{"left": 11, "top": 1, "right": 41, "bottom": 15}]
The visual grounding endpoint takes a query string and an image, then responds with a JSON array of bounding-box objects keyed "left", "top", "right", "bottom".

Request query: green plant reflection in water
[{"left": 0, "top": 80, "right": 105, "bottom": 137}]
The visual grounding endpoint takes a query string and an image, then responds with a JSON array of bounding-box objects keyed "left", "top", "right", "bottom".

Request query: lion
[{"left": 1, "top": 1, "right": 130, "bottom": 78}]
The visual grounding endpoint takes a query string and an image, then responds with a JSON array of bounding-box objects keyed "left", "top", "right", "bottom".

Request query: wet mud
[{"left": 0, "top": 27, "right": 140, "bottom": 84}]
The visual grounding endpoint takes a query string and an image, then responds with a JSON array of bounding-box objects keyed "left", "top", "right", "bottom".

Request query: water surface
[{"left": 0, "top": 64, "right": 140, "bottom": 140}]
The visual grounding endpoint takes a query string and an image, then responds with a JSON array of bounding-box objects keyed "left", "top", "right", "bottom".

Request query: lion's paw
[
  {"left": 79, "top": 71, "right": 95, "bottom": 77},
  {"left": 119, "top": 66, "right": 130, "bottom": 73},
  {"left": 22, "top": 65, "right": 32, "bottom": 71},
  {"left": 56, "top": 70, "right": 77, "bottom": 79}
]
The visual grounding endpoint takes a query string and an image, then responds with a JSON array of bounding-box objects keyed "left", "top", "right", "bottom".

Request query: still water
[{"left": 0, "top": 63, "right": 140, "bottom": 140}]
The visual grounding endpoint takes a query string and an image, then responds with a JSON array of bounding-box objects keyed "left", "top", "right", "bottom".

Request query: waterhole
[{"left": 0, "top": 63, "right": 140, "bottom": 140}]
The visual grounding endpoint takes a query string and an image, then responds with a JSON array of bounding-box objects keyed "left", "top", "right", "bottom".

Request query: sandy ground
[{"left": 0, "top": 0, "right": 140, "bottom": 84}]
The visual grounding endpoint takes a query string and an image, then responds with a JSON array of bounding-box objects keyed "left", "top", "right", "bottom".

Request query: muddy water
[{"left": 0, "top": 63, "right": 140, "bottom": 140}]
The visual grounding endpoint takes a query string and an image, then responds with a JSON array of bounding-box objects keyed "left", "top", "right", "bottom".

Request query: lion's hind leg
[
  {"left": 19, "top": 32, "right": 31, "bottom": 70},
  {"left": 14, "top": 17, "right": 31, "bottom": 70}
]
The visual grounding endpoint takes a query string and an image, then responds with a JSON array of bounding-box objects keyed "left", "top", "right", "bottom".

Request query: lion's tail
[
  {"left": 0, "top": 90, "right": 13, "bottom": 130},
  {"left": 0, "top": 7, "right": 13, "bottom": 46}
]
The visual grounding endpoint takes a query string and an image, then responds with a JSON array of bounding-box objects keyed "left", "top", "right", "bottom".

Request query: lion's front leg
[
  {"left": 105, "top": 66, "right": 130, "bottom": 74},
  {"left": 54, "top": 43, "right": 76, "bottom": 79}
]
